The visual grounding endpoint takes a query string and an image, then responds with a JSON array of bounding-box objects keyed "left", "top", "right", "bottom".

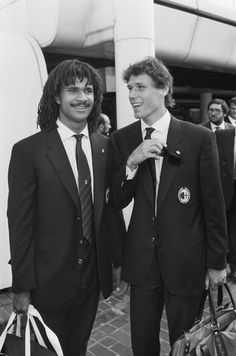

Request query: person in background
[
  {"left": 225, "top": 97, "right": 236, "bottom": 127},
  {"left": 97, "top": 113, "right": 111, "bottom": 136},
  {"left": 215, "top": 127, "right": 236, "bottom": 283},
  {"left": 201, "top": 98, "right": 233, "bottom": 131},
  {"left": 110, "top": 56, "right": 227, "bottom": 355},
  {"left": 7, "top": 59, "right": 125, "bottom": 356}
]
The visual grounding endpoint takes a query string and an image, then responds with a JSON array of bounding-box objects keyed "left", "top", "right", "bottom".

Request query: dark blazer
[
  {"left": 7, "top": 128, "right": 124, "bottom": 311},
  {"left": 201, "top": 121, "right": 233, "bottom": 130},
  {"left": 110, "top": 117, "right": 227, "bottom": 297},
  {"left": 215, "top": 127, "right": 235, "bottom": 210},
  {"left": 225, "top": 116, "right": 236, "bottom": 125}
]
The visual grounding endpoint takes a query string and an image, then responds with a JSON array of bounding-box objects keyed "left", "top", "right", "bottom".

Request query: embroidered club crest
[{"left": 178, "top": 187, "right": 190, "bottom": 204}]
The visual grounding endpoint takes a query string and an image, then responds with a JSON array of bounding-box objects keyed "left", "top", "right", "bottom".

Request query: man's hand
[
  {"left": 13, "top": 292, "right": 30, "bottom": 314},
  {"left": 205, "top": 268, "right": 227, "bottom": 289},
  {"left": 127, "top": 139, "right": 167, "bottom": 171}
]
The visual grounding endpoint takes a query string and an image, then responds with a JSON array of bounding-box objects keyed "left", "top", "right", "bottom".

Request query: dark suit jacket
[
  {"left": 215, "top": 128, "right": 235, "bottom": 210},
  {"left": 7, "top": 128, "right": 125, "bottom": 311},
  {"left": 110, "top": 117, "right": 227, "bottom": 297},
  {"left": 201, "top": 121, "right": 233, "bottom": 130},
  {"left": 225, "top": 116, "right": 236, "bottom": 126}
]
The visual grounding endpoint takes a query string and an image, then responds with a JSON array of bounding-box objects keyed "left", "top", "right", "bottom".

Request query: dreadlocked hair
[{"left": 37, "top": 59, "right": 103, "bottom": 132}]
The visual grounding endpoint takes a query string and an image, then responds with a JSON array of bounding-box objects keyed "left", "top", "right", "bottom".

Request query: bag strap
[
  {"left": 0, "top": 311, "right": 17, "bottom": 350},
  {"left": 208, "top": 283, "right": 236, "bottom": 330},
  {"left": 26, "top": 304, "right": 64, "bottom": 356},
  {"left": 207, "top": 288, "right": 218, "bottom": 327},
  {"left": 29, "top": 314, "right": 47, "bottom": 347},
  {"left": 8, "top": 313, "right": 21, "bottom": 336},
  {"left": 217, "top": 283, "right": 236, "bottom": 310}
]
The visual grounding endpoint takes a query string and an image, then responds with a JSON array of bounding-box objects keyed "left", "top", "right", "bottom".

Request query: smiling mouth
[
  {"left": 71, "top": 104, "right": 89, "bottom": 110},
  {"left": 131, "top": 103, "right": 142, "bottom": 108}
]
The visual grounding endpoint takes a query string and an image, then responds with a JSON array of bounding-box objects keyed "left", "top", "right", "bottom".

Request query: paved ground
[{"left": 1, "top": 277, "right": 236, "bottom": 356}]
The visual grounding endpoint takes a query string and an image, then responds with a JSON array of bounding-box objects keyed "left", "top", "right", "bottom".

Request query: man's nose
[
  {"left": 129, "top": 88, "right": 137, "bottom": 98},
  {"left": 76, "top": 90, "right": 87, "bottom": 100}
]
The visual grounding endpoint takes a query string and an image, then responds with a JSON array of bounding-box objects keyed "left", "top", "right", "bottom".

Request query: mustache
[{"left": 71, "top": 100, "right": 90, "bottom": 106}]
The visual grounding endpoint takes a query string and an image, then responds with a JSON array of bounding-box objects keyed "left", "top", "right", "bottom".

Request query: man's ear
[
  {"left": 161, "top": 87, "right": 168, "bottom": 97},
  {"left": 98, "top": 124, "right": 104, "bottom": 132},
  {"left": 55, "top": 96, "right": 61, "bottom": 105}
]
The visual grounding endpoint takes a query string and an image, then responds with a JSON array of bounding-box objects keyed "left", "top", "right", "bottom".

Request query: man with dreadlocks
[{"left": 7, "top": 59, "right": 125, "bottom": 355}]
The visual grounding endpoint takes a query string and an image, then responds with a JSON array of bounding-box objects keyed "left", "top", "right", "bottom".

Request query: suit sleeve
[
  {"left": 7, "top": 143, "right": 37, "bottom": 292},
  {"left": 199, "top": 132, "right": 227, "bottom": 270},
  {"left": 110, "top": 133, "right": 137, "bottom": 210}
]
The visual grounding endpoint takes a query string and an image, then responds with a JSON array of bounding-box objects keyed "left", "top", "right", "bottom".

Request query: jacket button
[
  {"left": 77, "top": 217, "right": 80, "bottom": 221},
  {"left": 150, "top": 237, "right": 155, "bottom": 243},
  {"left": 78, "top": 258, "right": 83, "bottom": 264},
  {"left": 79, "top": 240, "right": 83, "bottom": 245}
]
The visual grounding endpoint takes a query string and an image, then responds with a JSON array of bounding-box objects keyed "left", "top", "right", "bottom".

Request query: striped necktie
[
  {"left": 145, "top": 127, "right": 156, "bottom": 199},
  {"left": 74, "top": 134, "right": 94, "bottom": 244}
]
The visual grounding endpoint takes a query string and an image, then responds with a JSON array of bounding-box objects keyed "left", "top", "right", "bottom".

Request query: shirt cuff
[{"left": 126, "top": 165, "right": 138, "bottom": 180}]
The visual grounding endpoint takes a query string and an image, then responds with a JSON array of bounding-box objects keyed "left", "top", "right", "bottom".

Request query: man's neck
[{"left": 142, "top": 108, "right": 167, "bottom": 126}]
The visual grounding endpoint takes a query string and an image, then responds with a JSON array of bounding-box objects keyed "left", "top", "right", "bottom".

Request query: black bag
[
  {"left": 0, "top": 305, "right": 63, "bottom": 356},
  {"left": 3, "top": 333, "right": 56, "bottom": 355},
  {"left": 172, "top": 283, "right": 236, "bottom": 355}
]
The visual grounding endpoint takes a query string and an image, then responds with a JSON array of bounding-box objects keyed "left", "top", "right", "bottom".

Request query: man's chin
[{"left": 133, "top": 113, "right": 142, "bottom": 120}]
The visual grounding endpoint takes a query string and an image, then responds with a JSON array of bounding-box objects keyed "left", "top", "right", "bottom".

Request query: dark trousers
[
  {"left": 227, "top": 183, "right": 236, "bottom": 272},
  {"left": 37, "top": 244, "right": 100, "bottom": 356},
  {"left": 130, "top": 251, "right": 203, "bottom": 356}
]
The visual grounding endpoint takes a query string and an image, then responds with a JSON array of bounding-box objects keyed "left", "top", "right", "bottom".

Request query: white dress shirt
[
  {"left": 56, "top": 119, "right": 94, "bottom": 199},
  {"left": 210, "top": 122, "right": 226, "bottom": 131},
  {"left": 140, "top": 110, "right": 171, "bottom": 186},
  {"left": 126, "top": 110, "right": 171, "bottom": 178}
]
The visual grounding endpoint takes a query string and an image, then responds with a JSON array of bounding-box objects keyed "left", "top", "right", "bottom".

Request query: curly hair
[
  {"left": 37, "top": 59, "right": 103, "bottom": 132},
  {"left": 122, "top": 56, "right": 175, "bottom": 108}
]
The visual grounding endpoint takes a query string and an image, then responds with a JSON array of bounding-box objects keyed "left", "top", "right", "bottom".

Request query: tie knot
[
  {"left": 74, "top": 134, "right": 83, "bottom": 142},
  {"left": 145, "top": 127, "right": 155, "bottom": 139}
]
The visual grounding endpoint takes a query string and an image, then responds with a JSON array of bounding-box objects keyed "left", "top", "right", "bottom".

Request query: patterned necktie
[
  {"left": 145, "top": 127, "right": 156, "bottom": 197},
  {"left": 74, "top": 134, "right": 93, "bottom": 244}
]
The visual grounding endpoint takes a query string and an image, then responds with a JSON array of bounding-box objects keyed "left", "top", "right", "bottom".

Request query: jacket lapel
[
  {"left": 45, "top": 129, "right": 80, "bottom": 212},
  {"left": 90, "top": 132, "right": 107, "bottom": 237},
  {"left": 157, "top": 117, "right": 183, "bottom": 211}
]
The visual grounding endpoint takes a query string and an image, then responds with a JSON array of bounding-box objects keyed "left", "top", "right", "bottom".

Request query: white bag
[{"left": 0, "top": 304, "right": 64, "bottom": 356}]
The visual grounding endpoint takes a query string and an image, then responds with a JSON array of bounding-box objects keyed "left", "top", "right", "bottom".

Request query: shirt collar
[
  {"left": 56, "top": 119, "right": 89, "bottom": 141},
  {"left": 141, "top": 110, "right": 171, "bottom": 137},
  {"left": 211, "top": 121, "right": 225, "bottom": 130}
]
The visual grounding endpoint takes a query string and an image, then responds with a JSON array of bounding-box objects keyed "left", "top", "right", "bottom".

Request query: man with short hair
[
  {"left": 7, "top": 59, "right": 125, "bottom": 356},
  {"left": 201, "top": 98, "right": 233, "bottom": 131},
  {"left": 110, "top": 57, "right": 227, "bottom": 355},
  {"left": 97, "top": 113, "right": 111, "bottom": 136},
  {"left": 225, "top": 97, "right": 236, "bottom": 127}
]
